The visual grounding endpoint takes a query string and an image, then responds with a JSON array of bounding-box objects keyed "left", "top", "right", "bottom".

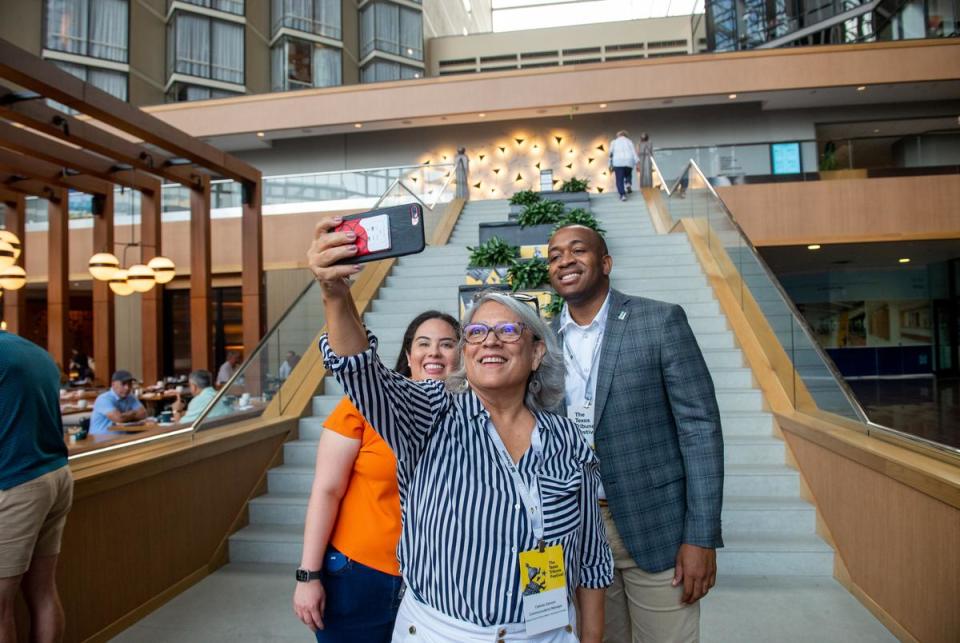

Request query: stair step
[
  {"left": 721, "top": 497, "right": 816, "bottom": 534},
  {"left": 718, "top": 532, "right": 833, "bottom": 576},
  {"left": 723, "top": 435, "right": 784, "bottom": 465},
  {"left": 707, "top": 367, "right": 754, "bottom": 388},
  {"left": 719, "top": 412, "right": 773, "bottom": 436},
  {"left": 312, "top": 395, "right": 347, "bottom": 417},
  {"left": 266, "top": 465, "right": 316, "bottom": 494},
  {"left": 299, "top": 416, "right": 325, "bottom": 439},
  {"left": 723, "top": 464, "right": 800, "bottom": 497},
  {"left": 702, "top": 349, "right": 746, "bottom": 369},
  {"left": 229, "top": 524, "right": 303, "bottom": 564},
  {"left": 248, "top": 493, "right": 309, "bottom": 525},
  {"left": 715, "top": 389, "right": 765, "bottom": 412}
]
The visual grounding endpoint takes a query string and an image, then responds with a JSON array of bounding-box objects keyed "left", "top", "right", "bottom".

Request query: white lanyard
[
  {"left": 562, "top": 327, "right": 604, "bottom": 405},
  {"left": 485, "top": 419, "right": 546, "bottom": 544}
]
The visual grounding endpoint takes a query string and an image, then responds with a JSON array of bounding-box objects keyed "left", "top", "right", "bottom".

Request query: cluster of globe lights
[
  {"left": 0, "top": 229, "right": 26, "bottom": 291},
  {"left": 88, "top": 252, "right": 176, "bottom": 296}
]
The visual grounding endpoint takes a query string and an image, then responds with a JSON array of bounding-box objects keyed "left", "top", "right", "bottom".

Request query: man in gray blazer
[{"left": 547, "top": 225, "right": 723, "bottom": 642}]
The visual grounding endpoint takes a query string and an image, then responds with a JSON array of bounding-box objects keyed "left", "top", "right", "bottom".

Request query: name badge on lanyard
[
  {"left": 564, "top": 328, "right": 603, "bottom": 449},
  {"left": 485, "top": 421, "right": 570, "bottom": 636}
]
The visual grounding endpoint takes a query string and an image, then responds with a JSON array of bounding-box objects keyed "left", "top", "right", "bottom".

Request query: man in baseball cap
[{"left": 89, "top": 370, "right": 147, "bottom": 435}]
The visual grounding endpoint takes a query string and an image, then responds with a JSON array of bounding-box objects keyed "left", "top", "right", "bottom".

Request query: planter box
[
  {"left": 458, "top": 284, "right": 557, "bottom": 320},
  {"left": 479, "top": 221, "right": 554, "bottom": 247},
  {"left": 819, "top": 169, "right": 868, "bottom": 181},
  {"left": 508, "top": 199, "right": 591, "bottom": 218},
  {"left": 464, "top": 265, "right": 510, "bottom": 286},
  {"left": 540, "top": 190, "right": 590, "bottom": 204}
]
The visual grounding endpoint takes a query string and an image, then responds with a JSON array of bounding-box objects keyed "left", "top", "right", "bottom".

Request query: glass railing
[
  {"left": 653, "top": 134, "right": 960, "bottom": 188},
  {"left": 24, "top": 162, "right": 454, "bottom": 225},
  {"left": 193, "top": 165, "right": 457, "bottom": 429},
  {"left": 654, "top": 156, "right": 960, "bottom": 457}
]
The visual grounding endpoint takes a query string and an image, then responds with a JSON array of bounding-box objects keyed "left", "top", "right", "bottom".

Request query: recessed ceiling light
[
  {"left": 406, "top": 48, "right": 414, "bottom": 56},
  {"left": 462, "top": 27, "right": 468, "bottom": 36},
  {"left": 899, "top": 257, "right": 911, "bottom": 263},
  {"left": 728, "top": 93, "right": 737, "bottom": 99},
  {"left": 414, "top": 72, "right": 421, "bottom": 78},
  {"left": 256, "top": 131, "right": 264, "bottom": 137},
  {"left": 478, "top": 113, "right": 486, "bottom": 118},
  {"left": 354, "top": 123, "right": 363, "bottom": 128},
  {"left": 873, "top": 128, "right": 880, "bottom": 133},
  {"left": 807, "top": 244, "right": 821, "bottom": 250},
  {"left": 857, "top": 85, "right": 867, "bottom": 91},
  {"left": 599, "top": 103, "right": 607, "bottom": 108}
]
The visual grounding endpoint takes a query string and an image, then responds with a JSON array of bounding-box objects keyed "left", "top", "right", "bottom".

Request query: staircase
[{"left": 230, "top": 193, "right": 834, "bottom": 578}]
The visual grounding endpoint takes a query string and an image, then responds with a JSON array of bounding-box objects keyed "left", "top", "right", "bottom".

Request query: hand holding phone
[{"left": 331, "top": 203, "right": 425, "bottom": 266}]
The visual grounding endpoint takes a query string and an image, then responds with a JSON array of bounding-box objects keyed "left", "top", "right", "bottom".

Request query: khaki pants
[{"left": 601, "top": 506, "right": 699, "bottom": 643}]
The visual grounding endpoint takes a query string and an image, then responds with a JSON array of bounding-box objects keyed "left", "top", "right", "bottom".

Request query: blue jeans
[
  {"left": 613, "top": 166, "right": 633, "bottom": 197},
  {"left": 314, "top": 548, "right": 403, "bottom": 643}
]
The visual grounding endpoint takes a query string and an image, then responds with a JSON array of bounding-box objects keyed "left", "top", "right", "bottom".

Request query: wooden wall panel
[
  {"left": 241, "top": 178, "right": 264, "bottom": 357},
  {"left": 717, "top": 175, "right": 960, "bottom": 246},
  {"left": 140, "top": 188, "right": 163, "bottom": 385},
  {"left": 1, "top": 195, "right": 26, "bottom": 334},
  {"left": 783, "top": 430, "right": 960, "bottom": 643},
  {"left": 57, "top": 429, "right": 288, "bottom": 642}
]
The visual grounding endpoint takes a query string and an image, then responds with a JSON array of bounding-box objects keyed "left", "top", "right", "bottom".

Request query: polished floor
[
  {"left": 111, "top": 563, "right": 895, "bottom": 642},
  {"left": 849, "top": 376, "right": 960, "bottom": 448}
]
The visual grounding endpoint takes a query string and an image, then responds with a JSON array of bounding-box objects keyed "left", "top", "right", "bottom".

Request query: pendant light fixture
[
  {"left": 108, "top": 269, "right": 133, "bottom": 296},
  {"left": 127, "top": 263, "right": 156, "bottom": 293},
  {"left": 89, "top": 252, "right": 121, "bottom": 281},
  {"left": 0, "top": 230, "right": 21, "bottom": 261},
  {"left": 147, "top": 256, "right": 175, "bottom": 284},
  {"left": 0, "top": 265, "right": 26, "bottom": 290},
  {"left": 0, "top": 239, "right": 14, "bottom": 270}
]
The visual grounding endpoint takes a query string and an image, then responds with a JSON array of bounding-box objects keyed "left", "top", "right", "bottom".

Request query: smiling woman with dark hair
[{"left": 306, "top": 214, "right": 613, "bottom": 643}]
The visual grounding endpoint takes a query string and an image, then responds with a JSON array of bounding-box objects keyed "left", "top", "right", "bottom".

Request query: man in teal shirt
[
  {"left": 171, "top": 370, "right": 231, "bottom": 425},
  {"left": 0, "top": 331, "right": 73, "bottom": 641}
]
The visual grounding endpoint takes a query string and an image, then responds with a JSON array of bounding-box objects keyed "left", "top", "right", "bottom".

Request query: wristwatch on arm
[{"left": 295, "top": 568, "right": 322, "bottom": 582}]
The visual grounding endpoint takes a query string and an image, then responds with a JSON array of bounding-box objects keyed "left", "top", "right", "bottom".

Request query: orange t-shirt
[{"left": 324, "top": 397, "right": 402, "bottom": 576}]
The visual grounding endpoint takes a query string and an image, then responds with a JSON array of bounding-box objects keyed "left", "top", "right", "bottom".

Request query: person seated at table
[
  {"left": 216, "top": 351, "right": 242, "bottom": 387},
  {"left": 170, "top": 369, "right": 231, "bottom": 425},
  {"left": 278, "top": 351, "right": 301, "bottom": 381},
  {"left": 89, "top": 370, "right": 147, "bottom": 435},
  {"left": 68, "top": 348, "right": 93, "bottom": 386}
]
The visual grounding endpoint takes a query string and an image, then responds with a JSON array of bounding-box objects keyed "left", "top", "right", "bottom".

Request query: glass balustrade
[{"left": 654, "top": 156, "right": 960, "bottom": 457}]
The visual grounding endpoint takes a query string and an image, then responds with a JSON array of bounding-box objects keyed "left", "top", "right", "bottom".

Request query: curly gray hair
[{"left": 446, "top": 291, "right": 564, "bottom": 411}]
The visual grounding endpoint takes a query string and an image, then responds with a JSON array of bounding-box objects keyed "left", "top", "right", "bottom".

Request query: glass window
[
  {"left": 927, "top": 0, "right": 959, "bottom": 36},
  {"left": 272, "top": 0, "right": 341, "bottom": 40},
  {"left": 175, "top": 0, "right": 245, "bottom": 16},
  {"left": 360, "top": 59, "right": 421, "bottom": 83},
  {"left": 360, "top": 1, "right": 422, "bottom": 61},
  {"left": 168, "top": 11, "right": 244, "bottom": 85},
  {"left": 271, "top": 36, "right": 341, "bottom": 91},
  {"left": 54, "top": 60, "right": 127, "bottom": 101},
  {"left": 166, "top": 82, "right": 242, "bottom": 102},
  {"left": 45, "top": 0, "right": 129, "bottom": 63}
]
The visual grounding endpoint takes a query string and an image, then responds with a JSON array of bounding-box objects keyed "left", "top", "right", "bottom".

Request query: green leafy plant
[
  {"left": 467, "top": 237, "right": 520, "bottom": 268},
  {"left": 560, "top": 177, "right": 590, "bottom": 192},
  {"left": 554, "top": 208, "right": 606, "bottom": 234},
  {"left": 517, "top": 200, "right": 565, "bottom": 228},
  {"left": 506, "top": 258, "right": 550, "bottom": 292},
  {"left": 543, "top": 294, "right": 565, "bottom": 318},
  {"left": 509, "top": 189, "right": 541, "bottom": 206}
]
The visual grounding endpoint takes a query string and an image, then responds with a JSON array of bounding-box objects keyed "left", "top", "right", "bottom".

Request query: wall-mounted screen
[{"left": 770, "top": 142, "right": 802, "bottom": 175}]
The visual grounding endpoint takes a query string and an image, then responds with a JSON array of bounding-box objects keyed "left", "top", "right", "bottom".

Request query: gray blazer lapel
[{"left": 593, "top": 289, "right": 630, "bottom": 429}]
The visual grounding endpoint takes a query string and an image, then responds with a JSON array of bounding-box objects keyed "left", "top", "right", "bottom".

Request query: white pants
[{"left": 392, "top": 591, "right": 579, "bottom": 642}]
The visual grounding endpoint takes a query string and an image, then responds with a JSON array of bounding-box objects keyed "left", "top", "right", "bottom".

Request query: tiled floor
[
  {"left": 111, "top": 563, "right": 895, "bottom": 642},
  {"left": 850, "top": 376, "right": 960, "bottom": 448}
]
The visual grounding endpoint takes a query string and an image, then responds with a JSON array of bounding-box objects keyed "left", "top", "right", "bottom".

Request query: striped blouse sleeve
[
  {"left": 578, "top": 451, "right": 615, "bottom": 589},
  {"left": 320, "top": 330, "right": 450, "bottom": 464}
]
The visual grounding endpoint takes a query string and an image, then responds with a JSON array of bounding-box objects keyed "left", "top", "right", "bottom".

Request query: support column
[
  {"left": 190, "top": 175, "right": 212, "bottom": 373},
  {"left": 47, "top": 189, "right": 69, "bottom": 374},
  {"left": 92, "top": 190, "right": 115, "bottom": 386},
  {"left": 241, "top": 178, "right": 264, "bottom": 394},
  {"left": 2, "top": 195, "right": 26, "bottom": 335},
  {"left": 140, "top": 185, "right": 163, "bottom": 384}
]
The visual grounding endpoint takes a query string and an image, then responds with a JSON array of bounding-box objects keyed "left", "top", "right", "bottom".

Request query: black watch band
[{"left": 295, "top": 568, "right": 322, "bottom": 582}]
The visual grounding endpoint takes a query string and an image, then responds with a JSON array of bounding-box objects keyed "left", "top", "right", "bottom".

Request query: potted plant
[
  {"left": 553, "top": 208, "right": 606, "bottom": 235},
  {"left": 537, "top": 176, "right": 592, "bottom": 208},
  {"left": 480, "top": 200, "right": 563, "bottom": 248},
  {"left": 465, "top": 237, "right": 520, "bottom": 286}
]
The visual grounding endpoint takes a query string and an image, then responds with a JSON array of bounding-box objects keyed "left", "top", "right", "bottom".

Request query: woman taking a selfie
[
  {"left": 307, "top": 214, "right": 612, "bottom": 643},
  {"left": 292, "top": 309, "right": 461, "bottom": 642}
]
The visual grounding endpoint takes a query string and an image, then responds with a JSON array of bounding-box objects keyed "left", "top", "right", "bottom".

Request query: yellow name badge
[{"left": 519, "top": 544, "right": 569, "bottom": 635}]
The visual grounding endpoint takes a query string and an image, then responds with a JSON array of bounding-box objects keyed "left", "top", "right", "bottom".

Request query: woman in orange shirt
[{"left": 293, "top": 310, "right": 460, "bottom": 642}]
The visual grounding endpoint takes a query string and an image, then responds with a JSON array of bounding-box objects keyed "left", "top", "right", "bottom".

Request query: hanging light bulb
[
  {"left": 109, "top": 269, "right": 133, "bottom": 296},
  {"left": 0, "top": 230, "right": 21, "bottom": 261},
  {"left": 88, "top": 253, "right": 120, "bottom": 281},
  {"left": 147, "top": 256, "right": 176, "bottom": 284},
  {"left": 127, "top": 264, "right": 156, "bottom": 293},
  {"left": 0, "top": 239, "right": 14, "bottom": 270},
  {"left": 0, "top": 265, "right": 26, "bottom": 290}
]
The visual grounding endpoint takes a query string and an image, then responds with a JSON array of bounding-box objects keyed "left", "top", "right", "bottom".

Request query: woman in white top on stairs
[{"left": 608, "top": 130, "right": 639, "bottom": 202}]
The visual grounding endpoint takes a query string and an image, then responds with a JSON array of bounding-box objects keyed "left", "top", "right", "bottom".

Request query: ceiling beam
[
  {"left": 0, "top": 86, "right": 205, "bottom": 189},
  {"left": 0, "top": 148, "right": 113, "bottom": 196},
  {"left": 0, "top": 171, "right": 63, "bottom": 201},
  {"left": 0, "top": 38, "right": 260, "bottom": 185},
  {"left": 0, "top": 119, "right": 158, "bottom": 193}
]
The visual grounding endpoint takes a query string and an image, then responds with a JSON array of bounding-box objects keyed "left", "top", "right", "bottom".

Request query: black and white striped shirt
[{"left": 321, "top": 332, "right": 613, "bottom": 627}]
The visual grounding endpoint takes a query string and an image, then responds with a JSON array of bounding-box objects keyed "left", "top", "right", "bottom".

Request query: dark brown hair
[{"left": 394, "top": 311, "right": 462, "bottom": 377}]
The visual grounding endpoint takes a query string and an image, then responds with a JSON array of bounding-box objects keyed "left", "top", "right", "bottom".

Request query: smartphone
[{"left": 333, "top": 202, "right": 426, "bottom": 265}]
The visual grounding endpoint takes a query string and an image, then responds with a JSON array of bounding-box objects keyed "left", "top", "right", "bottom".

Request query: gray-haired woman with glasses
[{"left": 307, "top": 214, "right": 612, "bottom": 643}]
